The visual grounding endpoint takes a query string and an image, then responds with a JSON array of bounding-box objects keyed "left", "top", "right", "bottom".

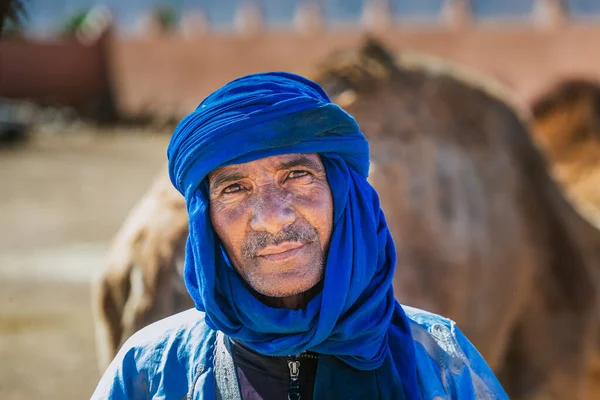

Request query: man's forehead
[{"left": 209, "top": 153, "right": 323, "bottom": 178}]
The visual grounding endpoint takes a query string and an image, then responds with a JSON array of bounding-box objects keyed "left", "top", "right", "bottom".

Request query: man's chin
[{"left": 247, "top": 273, "right": 322, "bottom": 298}]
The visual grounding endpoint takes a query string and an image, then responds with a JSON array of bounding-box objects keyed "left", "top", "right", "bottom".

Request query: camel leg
[{"left": 91, "top": 259, "right": 133, "bottom": 373}]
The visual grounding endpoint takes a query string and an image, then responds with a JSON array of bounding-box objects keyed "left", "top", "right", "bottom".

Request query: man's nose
[{"left": 250, "top": 190, "right": 296, "bottom": 235}]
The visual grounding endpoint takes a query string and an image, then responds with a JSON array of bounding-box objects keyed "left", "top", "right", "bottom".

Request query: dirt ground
[{"left": 0, "top": 126, "right": 171, "bottom": 399}]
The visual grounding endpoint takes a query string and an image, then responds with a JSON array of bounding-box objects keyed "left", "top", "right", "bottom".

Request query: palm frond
[{"left": 1, "top": 0, "right": 28, "bottom": 34}]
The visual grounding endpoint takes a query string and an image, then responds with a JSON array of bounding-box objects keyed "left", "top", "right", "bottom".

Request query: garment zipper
[{"left": 287, "top": 357, "right": 301, "bottom": 400}]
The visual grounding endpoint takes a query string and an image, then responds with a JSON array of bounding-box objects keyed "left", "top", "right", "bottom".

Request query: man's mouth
[{"left": 256, "top": 242, "right": 307, "bottom": 261}]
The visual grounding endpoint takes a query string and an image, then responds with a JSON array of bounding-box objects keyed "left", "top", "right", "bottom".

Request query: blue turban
[{"left": 167, "top": 72, "right": 419, "bottom": 398}]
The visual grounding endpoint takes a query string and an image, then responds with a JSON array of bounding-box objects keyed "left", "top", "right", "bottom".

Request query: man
[{"left": 92, "top": 72, "right": 507, "bottom": 399}]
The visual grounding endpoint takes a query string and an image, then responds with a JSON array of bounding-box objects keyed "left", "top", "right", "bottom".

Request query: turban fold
[{"left": 167, "top": 72, "right": 419, "bottom": 399}]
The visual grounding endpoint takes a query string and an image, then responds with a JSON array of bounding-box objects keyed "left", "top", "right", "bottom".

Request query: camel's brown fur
[
  {"left": 92, "top": 38, "right": 600, "bottom": 399},
  {"left": 531, "top": 79, "right": 600, "bottom": 230},
  {"left": 531, "top": 79, "right": 600, "bottom": 396},
  {"left": 91, "top": 167, "right": 190, "bottom": 370}
]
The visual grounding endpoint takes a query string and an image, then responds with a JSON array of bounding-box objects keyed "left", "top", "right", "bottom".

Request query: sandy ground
[{"left": 0, "top": 127, "right": 171, "bottom": 399}]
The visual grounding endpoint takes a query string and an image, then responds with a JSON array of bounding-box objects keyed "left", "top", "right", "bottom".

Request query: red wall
[
  {"left": 2, "top": 23, "right": 600, "bottom": 117},
  {"left": 110, "top": 25, "right": 600, "bottom": 116},
  {"left": 0, "top": 36, "right": 111, "bottom": 110}
]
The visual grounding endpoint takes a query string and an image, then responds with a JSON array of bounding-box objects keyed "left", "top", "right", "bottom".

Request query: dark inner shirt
[{"left": 230, "top": 338, "right": 319, "bottom": 400}]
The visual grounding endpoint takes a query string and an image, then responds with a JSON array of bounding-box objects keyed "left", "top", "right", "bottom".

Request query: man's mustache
[{"left": 241, "top": 224, "right": 319, "bottom": 258}]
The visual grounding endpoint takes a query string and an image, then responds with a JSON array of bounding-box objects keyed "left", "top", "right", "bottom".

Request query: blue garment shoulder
[
  {"left": 91, "top": 306, "right": 508, "bottom": 400},
  {"left": 91, "top": 309, "right": 216, "bottom": 400},
  {"left": 404, "top": 306, "right": 509, "bottom": 400}
]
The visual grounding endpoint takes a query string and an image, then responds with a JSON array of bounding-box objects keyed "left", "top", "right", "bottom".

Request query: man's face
[{"left": 208, "top": 153, "right": 333, "bottom": 298}]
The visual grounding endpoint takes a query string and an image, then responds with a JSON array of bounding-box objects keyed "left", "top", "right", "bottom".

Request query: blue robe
[{"left": 91, "top": 305, "right": 508, "bottom": 399}]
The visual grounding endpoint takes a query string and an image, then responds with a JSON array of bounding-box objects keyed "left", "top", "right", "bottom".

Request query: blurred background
[{"left": 1, "top": 1, "right": 600, "bottom": 399}]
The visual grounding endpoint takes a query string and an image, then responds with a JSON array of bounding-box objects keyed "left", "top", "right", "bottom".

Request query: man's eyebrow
[
  {"left": 209, "top": 172, "right": 245, "bottom": 190},
  {"left": 278, "top": 157, "right": 323, "bottom": 172}
]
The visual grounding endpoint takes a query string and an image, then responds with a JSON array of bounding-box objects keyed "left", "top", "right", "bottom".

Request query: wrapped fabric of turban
[{"left": 167, "top": 72, "right": 419, "bottom": 399}]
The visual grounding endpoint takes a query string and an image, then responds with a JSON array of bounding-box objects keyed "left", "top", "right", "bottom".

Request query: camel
[
  {"left": 531, "top": 79, "right": 600, "bottom": 231},
  {"left": 530, "top": 78, "right": 600, "bottom": 396},
  {"left": 92, "top": 38, "right": 600, "bottom": 399},
  {"left": 91, "top": 168, "right": 191, "bottom": 370},
  {"left": 315, "top": 39, "right": 600, "bottom": 399}
]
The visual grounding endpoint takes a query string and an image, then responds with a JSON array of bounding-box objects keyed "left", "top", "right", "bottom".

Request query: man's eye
[
  {"left": 288, "top": 170, "right": 309, "bottom": 179},
  {"left": 223, "top": 184, "right": 243, "bottom": 194}
]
